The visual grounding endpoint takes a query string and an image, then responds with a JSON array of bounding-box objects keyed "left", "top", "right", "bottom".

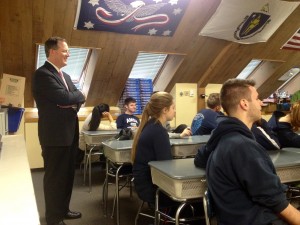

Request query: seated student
[
  {"left": 193, "top": 93, "right": 224, "bottom": 135},
  {"left": 268, "top": 110, "right": 286, "bottom": 131},
  {"left": 79, "top": 103, "right": 117, "bottom": 151},
  {"left": 152, "top": 91, "right": 191, "bottom": 139},
  {"left": 132, "top": 92, "right": 175, "bottom": 205},
  {"left": 251, "top": 118, "right": 281, "bottom": 150},
  {"left": 168, "top": 123, "right": 192, "bottom": 139},
  {"left": 268, "top": 102, "right": 300, "bottom": 148},
  {"left": 116, "top": 97, "right": 140, "bottom": 129},
  {"left": 195, "top": 79, "right": 300, "bottom": 225},
  {"left": 194, "top": 117, "right": 281, "bottom": 168}
]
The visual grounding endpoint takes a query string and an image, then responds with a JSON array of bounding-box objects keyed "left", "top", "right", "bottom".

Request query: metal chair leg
[
  {"left": 103, "top": 159, "right": 109, "bottom": 217},
  {"left": 135, "top": 201, "right": 145, "bottom": 225}
]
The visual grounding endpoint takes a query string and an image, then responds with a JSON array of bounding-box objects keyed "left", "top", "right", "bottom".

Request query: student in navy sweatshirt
[
  {"left": 132, "top": 92, "right": 174, "bottom": 205},
  {"left": 195, "top": 79, "right": 300, "bottom": 225}
]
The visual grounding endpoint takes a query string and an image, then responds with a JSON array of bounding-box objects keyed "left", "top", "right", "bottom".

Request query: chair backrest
[{"left": 203, "top": 190, "right": 215, "bottom": 225}]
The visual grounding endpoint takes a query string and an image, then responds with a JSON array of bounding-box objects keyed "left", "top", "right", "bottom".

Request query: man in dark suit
[{"left": 32, "top": 37, "right": 85, "bottom": 225}]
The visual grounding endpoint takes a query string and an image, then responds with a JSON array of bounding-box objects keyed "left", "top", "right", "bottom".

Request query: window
[
  {"left": 276, "top": 68, "right": 300, "bottom": 96},
  {"left": 236, "top": 59, "right": 262, "bottom": 79},
  {"left": 36, "top": 45, "right": 90, "bottom": 90},
  {"left": 128, "top": 52, "right": 168, "bottom": 80},
  {"left": 118, "top": 52, "right": 168, "bottom": 114}
]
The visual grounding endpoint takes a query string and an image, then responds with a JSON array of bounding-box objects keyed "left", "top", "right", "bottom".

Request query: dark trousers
[
  {"left": 42, "top": 139, "right": 77, "bottom": 224},
  {"left": 270, "top": 219, "right": 288, "bottom": 225}
]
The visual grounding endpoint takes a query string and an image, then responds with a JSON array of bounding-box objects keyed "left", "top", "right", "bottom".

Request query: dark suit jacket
[{"left": 32, "top": 61, "right": 85, "bottom": 147}]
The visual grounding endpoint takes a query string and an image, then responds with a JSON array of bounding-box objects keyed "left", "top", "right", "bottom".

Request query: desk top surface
[
  {"left": 170, "top": 135, "right": 210, "bottom": 145},
  {"left": 269, "top": 149, "right": 300, "bottom": 168},
  {"left": 101, "top": 135, "right": 210, "bottom": 150},
  {"left": 149, "top": 148, "right": 300, "bottom": 180},
  {"left": 281, "top": 147, "right": 300, "bottom": 153},
  {"left": 102, "top": 139, "right": 133, "bottom": 150},
  {"left": 82, "top": 129, "right": 120, "bottom": 136},
  {"left": 149, "top": 158, "right": 205, "bottom": 179}
]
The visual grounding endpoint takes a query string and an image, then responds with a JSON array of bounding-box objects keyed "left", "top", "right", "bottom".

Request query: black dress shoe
[{"left": 64, "top": 210, "right": 82, "bottom": 220}]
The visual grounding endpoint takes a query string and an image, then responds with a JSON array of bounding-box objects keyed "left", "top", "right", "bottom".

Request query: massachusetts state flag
[
  {"left": 199, "top": 0, "right": 300, "bottom": 44},
  {"left": 74, "top": 0, "right": 190, "bottom": 37},
  {"left": 281, "top": 29, "right": 300, "bottom": 51}
]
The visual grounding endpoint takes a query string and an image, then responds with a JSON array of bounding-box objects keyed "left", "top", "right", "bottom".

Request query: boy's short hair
[
  {"left": 124, "top": 97, "right": 136, "bottom": 105},
  {"left": 207, "top": 93, "right": 221, "bottom": 109}
]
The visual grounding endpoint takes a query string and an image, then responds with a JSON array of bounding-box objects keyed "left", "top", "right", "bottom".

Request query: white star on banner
[
  {"left": 169, "top": 0, "right": 178, "bottom": 5},
  {"left": 173, "top": 8, "right": 182, "bottom": 15},
  {"left": 162, "top": 30, "right": 172, "bottom": 36},
  {"left": 148, "top": 28, "right": 158, "bottom": 35},
  {"left": 88, "top": 0, "right": 99, "bottom": 7},
  {"left": 84, "top": 21, "right": 94, "bottom": 29}
]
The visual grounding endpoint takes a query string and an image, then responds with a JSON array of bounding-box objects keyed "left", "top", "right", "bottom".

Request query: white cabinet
[
  {"left": 25, "top": 123, "right": 43, "bottom": 169},
  {"left": 24, "top": 121, "right": 85, "bottom": 169}
]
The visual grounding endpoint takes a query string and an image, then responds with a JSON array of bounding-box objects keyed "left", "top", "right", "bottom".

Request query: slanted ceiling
[{"left": 0, "top": 0, "right": 299, "bottom": 107}]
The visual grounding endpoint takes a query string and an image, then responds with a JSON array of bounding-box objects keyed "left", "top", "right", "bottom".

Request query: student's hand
[
  {"left": 103, "top": 112, "right": 114, "bottom": 122},
  {"left": 180, "top": 127, "right": 192, "bottom": 138}
]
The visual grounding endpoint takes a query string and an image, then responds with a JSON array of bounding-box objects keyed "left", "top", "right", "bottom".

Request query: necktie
[{"left": 58, "top": 71, "right": 69, "bottom": 91}]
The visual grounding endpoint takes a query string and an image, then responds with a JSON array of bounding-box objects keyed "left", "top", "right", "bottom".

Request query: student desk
[
  {"left": 102, "top": 140, "right": 133, "bottom": 225},
  {"left": 82, "top": 130, "right": 120, "bottom": 145},
  {"left": 81, "top": 130, "right": 119, "bottom": 192},
  {"left": 149, "top": 158, "right": 206, "bottom": 200},
  {"left": 170, "top": 135, "right": 210, "bottom": 158},
  {"left": 269, "top": 148, "right": 300, "bottom": 183},
  {"left": 100, "top": 136, "right": 210, "bottom": 225},
  {"left": 100, "top": 134, "right": 210, "bottom": 160},
  {"left": 149, "top": 150, "right": 300, "bottom": 225},
  {"left": 282, "top": 147, "right": 300, "bottom": 153},
  {"left": 149, "top": 150, "right": 300, "bottom": 200},
  {"left": 102, "top": 139, "right": 132, "bottom": 163},
  {"left": 149, "top": 158, "right": 206, "bottom": 225}
]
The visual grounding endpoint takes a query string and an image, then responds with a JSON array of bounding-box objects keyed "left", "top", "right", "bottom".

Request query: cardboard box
[{"left": 0, "top": 74, "right": 25, "bottom": 107}]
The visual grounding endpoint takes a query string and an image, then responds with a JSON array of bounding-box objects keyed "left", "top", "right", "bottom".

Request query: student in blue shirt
[
  {"left": 116, "top": 97, "right": 140, "bottom": 129},
  {"left": 193, "top": 93, "right": 224, "bottom": 135}
]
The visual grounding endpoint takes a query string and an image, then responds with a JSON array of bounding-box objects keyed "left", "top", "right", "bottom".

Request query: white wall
[{"left": 170, "top": 83, "right": 198, "bottom": 127}]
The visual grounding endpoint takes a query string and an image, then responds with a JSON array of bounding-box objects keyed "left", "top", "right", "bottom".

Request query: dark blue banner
[{"left": 74, "top": 0, "right": 190, "bottom": 36}]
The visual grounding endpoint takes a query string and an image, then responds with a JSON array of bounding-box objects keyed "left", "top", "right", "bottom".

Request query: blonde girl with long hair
[{"left": 132, "top": 92, "right": 175, "bottom": 205}]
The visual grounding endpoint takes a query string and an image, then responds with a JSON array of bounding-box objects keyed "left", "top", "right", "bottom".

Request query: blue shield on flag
[
  {"left": 74, "top": 0, "right": 190, "bottom": 37},
  {"left": 234, "top": 12, "right": 271, "bottom": 40}
]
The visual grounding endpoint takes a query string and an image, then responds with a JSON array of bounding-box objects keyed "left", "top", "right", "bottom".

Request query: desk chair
[
  {"left": 83, "top": 134, "right": 114, "bottom": 192},
  {"left": 102, "top": 158, "right": 133, "bottom": 225},
  {"left": 155, "top": 188, "right": 204, "bottom": 225},
  {"left": 203, "top": 190, "right": 217, "bottom": 225},
  {"left": 134, "top": 200, "right": 155, "bottom": 225},
  {"left": 286, "top": 185, "right": 300, "bottom": 209}
]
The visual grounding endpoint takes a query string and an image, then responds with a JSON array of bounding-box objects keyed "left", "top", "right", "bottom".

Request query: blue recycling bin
[{"left": 8, "top": 108, "right": 25, "bottom": 133}]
